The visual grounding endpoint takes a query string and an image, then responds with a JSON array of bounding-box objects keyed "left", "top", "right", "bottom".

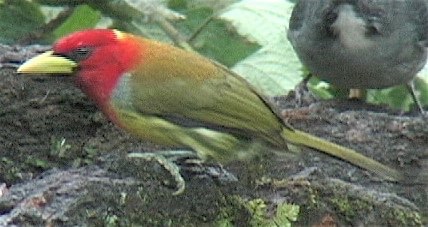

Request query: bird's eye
[
  {"left": 324, "top": 10, "right": 338, "bottom": 36},
  {"left": 69, "top": 47, "right": 92, "bottom": 62},
  {"left": 325, "top": 11, "right": 338, "bottom": 25},
  {"left": 366, "top": 24, "right": 381, "bottom": 36},
  {"left": 365, "top": 17, "right": 382, "bottom": 36}
]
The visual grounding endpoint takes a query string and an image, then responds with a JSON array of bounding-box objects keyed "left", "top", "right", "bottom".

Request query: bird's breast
[{"left": 104, "top": 72, "right": 135, "bottom": 127}]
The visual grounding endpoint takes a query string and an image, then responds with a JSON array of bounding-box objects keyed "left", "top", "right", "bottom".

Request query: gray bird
[{"left": 287, "top": 0, "right": 428, "bottom": 112}]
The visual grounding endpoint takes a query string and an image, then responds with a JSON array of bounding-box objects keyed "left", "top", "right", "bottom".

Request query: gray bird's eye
[
  {"left": 324, "top": 10, "right": 338, "bottom": 36},
  {"left": 366, "top": 24, "right": 381, "bottom": 36},
  {"left": 325, "top": 10, "right": 338, "bottom": 25},
  {"left": 365, "top": 17, "right": 383, "bottom": 36}
]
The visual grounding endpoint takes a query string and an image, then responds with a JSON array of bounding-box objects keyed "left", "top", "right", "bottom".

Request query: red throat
[{"left": 52, "top": 30, "right": 143, "bottom": 117}]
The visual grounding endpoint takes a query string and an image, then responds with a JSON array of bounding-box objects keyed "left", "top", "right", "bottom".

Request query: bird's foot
[
  {"left": 406, "top": 82, "right": 425, "bottom": 115},
  {"left": 292, "top": 73, "right": 318, "bottom": 107},
  {"left": 128, "top": 150, "right": 196, "bottom": 195},
  {"left": 179, "top": 159, "right": 238, "bottom": 184},
  {"left": 127, "top": 150, "right": 237, "bottom": 195}
]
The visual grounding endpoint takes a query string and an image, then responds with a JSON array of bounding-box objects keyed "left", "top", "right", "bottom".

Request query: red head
[{"left": 52, "top": 29, "right": 143, "bottom": 108}]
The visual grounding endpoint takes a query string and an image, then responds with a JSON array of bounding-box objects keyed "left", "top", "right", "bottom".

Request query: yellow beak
[{"left": 17, "top": 51, "right": 77, "bottom": 74}]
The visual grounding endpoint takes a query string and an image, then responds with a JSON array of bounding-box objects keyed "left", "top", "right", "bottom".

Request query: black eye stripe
[
  {"left": 56, "top": 47, "right": 93, "bottom": 62},
  {"left": 72, "top": 47, "right": 92, "bottom": 61},
  {"left": 75, "top": 47, "right": 91, "bottom": 55}
]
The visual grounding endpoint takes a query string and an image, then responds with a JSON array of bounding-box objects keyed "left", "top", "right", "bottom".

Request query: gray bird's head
[{"left": 287, "top": 0, "right": 428, "bottom": 88}]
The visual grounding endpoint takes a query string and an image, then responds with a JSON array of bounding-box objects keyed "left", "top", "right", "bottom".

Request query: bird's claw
[
  {"left": 128, "top": 150, "right": 197, "bottom": 195},
  {"left": 128, "top": 150, "right": 207, "bottom": 195},
  {"left": 127, "top": 150, "right": 238, "bottom": 195}
]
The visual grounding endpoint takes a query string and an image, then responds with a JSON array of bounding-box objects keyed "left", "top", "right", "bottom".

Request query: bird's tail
[{"left": 281, "top": 128, "right": 403, "bottom": 181}]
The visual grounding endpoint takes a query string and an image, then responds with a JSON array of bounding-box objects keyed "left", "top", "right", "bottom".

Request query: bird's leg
[
  {"left": 293, "top": 73, "right": 316, "bottom": 107},
  {"left": 127, "top": 150, "right": 237, "bottom": 195},
  {"left": 128, "top": 150, "right": 197, "bottom": 195},
  {"left": 406, "top": 81, "right": 425, "bottom": 114},
  {"left": 302, "top": 73, "right": 313, "bottom": 84}
]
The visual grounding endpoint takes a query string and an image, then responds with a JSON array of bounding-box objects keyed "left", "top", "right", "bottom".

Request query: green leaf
[
  {"left": 176, "top": 7, "right": 259, "bottom": 67},
  {"left": 0, "top": 0, "right": 45, "bottom": 44},
  {"left": 366, "top": 77, "right": 428, "bottom": 111},
  {"left": 168, "top": 0, "right": 187, "bottom": 10},
  {"left": 415, "top": 77, "right": 428, "bottom": 108},
  {"left": 220, "top": 0, "right": 293, "bottom": 45},
  {"left": 309, "top": 80, "right": 335, "bottom": 100},
  {"left": 232, "top": 36, "right": 302, "bottom": 96},
  {"left": 221, "top": 0, "right": 301, "bottom": 95},
  {"left": 52, "top": 4, "right": 101, "bottom": 40},
  {"left": 367, "top": 86, "right": 413, "bottom": 111}
]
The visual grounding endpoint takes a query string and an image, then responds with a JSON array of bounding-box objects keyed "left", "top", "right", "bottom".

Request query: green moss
[
  {"left": 329, "top": 194, "right": 422, "bottom": 226},
  {"left": 330, "top": 197, "right": 373, "bottom": 221},
  {"left": 385, "top": 209, "right": 423, "bottom": 226},
  {"left": 0, "top": 157, "right": 22, "bottom": 182},
  {"left": 50, "top": 137, "right": 72, "bottom": 158},
  {"left": 216, "top": 196, "right": 299, "bottom": 227}
]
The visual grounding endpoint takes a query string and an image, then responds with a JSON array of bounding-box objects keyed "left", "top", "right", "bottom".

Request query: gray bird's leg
[{"left": 406, "top": 81, "right": 425, "bottom": 114}]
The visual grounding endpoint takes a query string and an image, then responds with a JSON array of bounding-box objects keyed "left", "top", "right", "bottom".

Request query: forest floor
[{"left": 0, "top": 45, "right": 426, "bottom": 226}]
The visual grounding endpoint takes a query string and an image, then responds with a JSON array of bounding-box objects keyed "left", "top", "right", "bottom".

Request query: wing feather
[{"left": 129, "top": 39, "right": 287, "bottom": 147}]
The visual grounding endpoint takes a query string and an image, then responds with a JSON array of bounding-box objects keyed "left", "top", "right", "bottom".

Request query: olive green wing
[{"left": 129, "top": 45, "right": 286, "bottom": 147}]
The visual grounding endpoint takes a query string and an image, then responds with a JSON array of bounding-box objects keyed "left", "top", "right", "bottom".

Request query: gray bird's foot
[
  {"left": 127, "top": 150, "right": 237, "bottom": 195},
  {"left": 407, "top": 81, "right": 425, "bottom": 115},
  {"left": 292, "top": 73, "right": 318, "bottom": 107}
]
